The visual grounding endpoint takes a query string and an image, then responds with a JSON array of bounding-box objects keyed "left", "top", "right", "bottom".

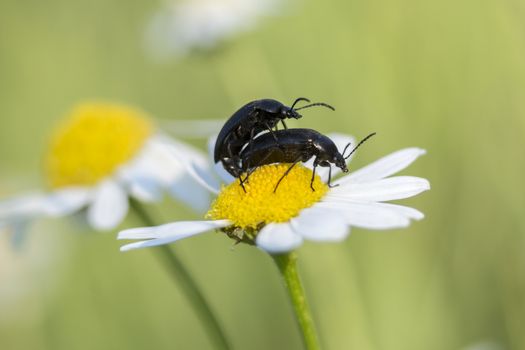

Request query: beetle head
[
  {"left": 313, "top": 136, "right": 348, "bottom": 172},
  {"left": 284, "top": 97, "right": 310, "bottom": 119},
  {"left": 334, "top": 153, "right": 349, "bottom": 172},
  {"left": 220, "top": 157, "right": 242, "bottom": 178},
  {"left": 283, "top": 107, "right": 303, "bottom": 120},
  {"left": 318, "top": 153, "right": 348, "bottom": 172}
]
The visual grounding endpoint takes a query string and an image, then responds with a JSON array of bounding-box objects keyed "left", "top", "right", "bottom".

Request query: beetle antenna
[
  {"left": 344, "top": 132, "right": 377, "bottom": 159},
  {"left": 341, "top": 142, "right": 352, "bottom": 157},
  {"left": 294, "top": 102, "right": 335, "bottom": 112},
  {"left": 290, "top": 97, "right": 311, "bottom": 110}
]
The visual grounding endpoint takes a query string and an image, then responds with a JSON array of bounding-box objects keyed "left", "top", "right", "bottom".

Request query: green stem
[
  {"left": 272, "top": 252, "right": 321, "bottom": 350},
  {"left": 130, "top": 200, "right": 231, "bottom": 350}
]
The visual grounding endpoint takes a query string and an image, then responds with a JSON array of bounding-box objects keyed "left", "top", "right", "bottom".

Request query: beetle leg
[
  {"left": 240, "top": 155, "right": 255, "bottom": 186},
  {"left": 310, "top": 157, "right": 321, "bottom": 191},
  {"left": 310, "top": 165, "right": 317, "bottom": 191},
  {"left": 264, "top": 121, "right": 279, "bottom": 142},
  {"left": 236, "top": 162, "right": 247, "bottom": 193},
  {"left": 238, "top": 174, "right": 247, "bottom": 193},
  {"left": 263, "top": 121, "right": 284, "bottom": 151},
  {"left": 274, "top": 157, "right": 301, "bottom": 193},
  {"left": 327, "top": 166, "right": 339, "bottom": 188},
  {"left": 227, "top": 142, "right": 246, "bottom": 192},
  {"left": 242, "top": 166, "right": 257, "bottom": 184},
  {"left": 239, "top": 155, "right": 257, "bottom": 185},
  {"left": 238, "top": 158, "right": 248, "bottom": 193},
  {"left": 281, "top": 120, "right": 288, "bottom": 130}
]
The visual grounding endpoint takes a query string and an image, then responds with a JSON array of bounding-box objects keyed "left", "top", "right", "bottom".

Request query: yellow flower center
[
  {"left": 45, "top": 103, "right": 153, "bottom": 188},
  {"left": 207, "top": 164, "right": 328, "bottom": 230}
]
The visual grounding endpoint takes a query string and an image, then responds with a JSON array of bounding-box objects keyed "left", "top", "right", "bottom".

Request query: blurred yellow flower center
[
  {"left": 207, "top": 164, "right": 328, "bottom": 229},
  {"left": 46, "top": 103, "right": 153, "bottom": 188}
]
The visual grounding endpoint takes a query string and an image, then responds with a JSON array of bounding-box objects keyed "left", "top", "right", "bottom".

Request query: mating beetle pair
[
  {"left": 213, "top": 98, "right": 333, "bottom": 178},
  {"left": 214, "top": 98, "right": 375, "bottom": 192}
]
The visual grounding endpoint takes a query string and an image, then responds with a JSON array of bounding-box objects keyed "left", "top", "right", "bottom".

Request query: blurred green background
[{"left": 1, "top": 0, "right": 524, "bottom": 349}]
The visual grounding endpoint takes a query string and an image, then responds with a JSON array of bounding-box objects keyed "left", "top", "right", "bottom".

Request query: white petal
[
  {"left": 127, "top": 177, "right": 163, "bottom": 203},
  {"left": 160, "top": 134, "right": 209, "bottom": 169},
  {"left": 0, "top": 187, "right": 90, "bottom": 220},
  {"left": 0, "top": 188, "right": 90, "bottom": 243},
  {"left": 316, "top": 201, "right": 413, "bottom": 230},
  {"left": 214, "top": 162, "right": 236, "bottom": 184},
  {"left": 162, "top": 134, "right": 224, "bottom": 194},
  {"left": 120, "top": 134, "right": 215, "bottom": 210},
  {"left": 87, "top": 180, "right": 129, "bottom": 231},
  {"left": 119, "top": 219, "right": 230, "bottom": 239},
  {"left": 117, "top": 136, "right": 177, "bottom": 186},
  {"left": 169, "top": 172, "right": 211, "bottom": 212},
  {"left": 207, "top": 135, "right": 218, "bottom": 163},
  {"left": 118, "top": 220, "right": 230, "bottom": 251},
  {"left": 0, "top": 192, "right": 49, "bottom": 219},
  {"left": 291, "top": 207, "right": 349, "bottom": 242},
  {"left": 328, "top": 176, "right": 430, "bottom": 202},
  {"left": 256, "top": 223, "right": 303, "bottom": 254},
  {"left": 337, "top": 148, "right": 427, "bottom": 185},
  {"left": 120, "top": 134, "right": 204, "bottom": 186},
  {"left": 140, "top": 135, "right": 202, "bottom": 185},
  {"left": 186, "top": 160, "right": 220, "bottom": 195},
  {"left": 43, "top": 187, "right": 92, "bottom": 216},
  {"left": 372, "top": 202, "right": 425, "bottom": 220}
]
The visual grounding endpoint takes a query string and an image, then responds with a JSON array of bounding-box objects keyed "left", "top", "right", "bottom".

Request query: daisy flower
[
  {"left": 145, "top": 0, "right": 282, "bottom": 58},
  {"left": 118, "top": 134, "right": 430, "bottom": 253},
  {"left": 0, "top": 102, "right": 210, "bottom": 234}
]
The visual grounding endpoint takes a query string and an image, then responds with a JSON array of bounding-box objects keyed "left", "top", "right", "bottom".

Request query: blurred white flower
[
  {"left": 0, "top": 102, "right": 210, "bottom": 235},
  {"left": 118, "top": 134, "right": 430, "bottom": 253},
  {"left": 145, "top": 0, "right": 282, "bottom": 58}
]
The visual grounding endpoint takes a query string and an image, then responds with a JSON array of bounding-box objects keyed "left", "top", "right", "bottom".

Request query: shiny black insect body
[
  {"left": 214, "top": 98, "right": 334, "bottom": 177},
  {"left": 240, "top": 129, "right": 376, "bottom": 192}
]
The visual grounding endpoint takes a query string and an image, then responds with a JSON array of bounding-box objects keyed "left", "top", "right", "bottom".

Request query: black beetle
[
  {"left": 214, "top": 98, "right": 335, "bottom": 177},
  {"left": 240, "top": 129, "right": 376, "bottom": 192}
]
